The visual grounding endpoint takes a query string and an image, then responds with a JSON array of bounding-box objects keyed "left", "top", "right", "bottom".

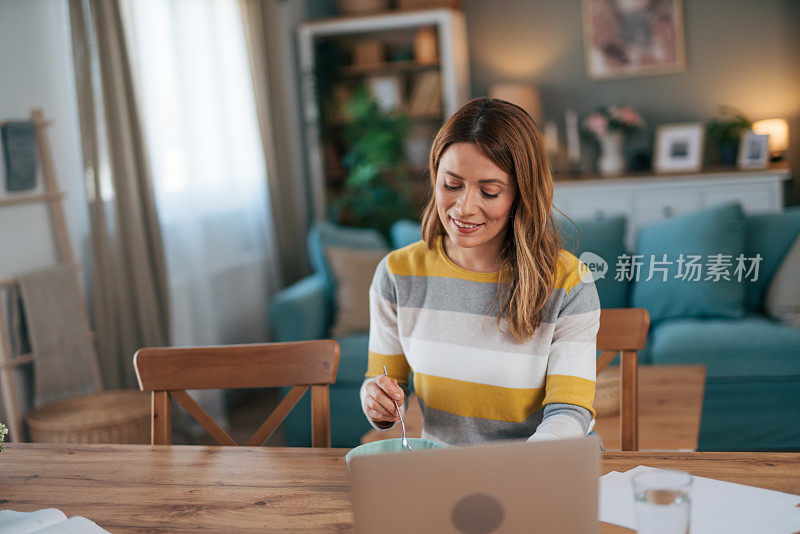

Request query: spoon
[{"left": 383, "top": 365, "right": 412, "bottom": 452}]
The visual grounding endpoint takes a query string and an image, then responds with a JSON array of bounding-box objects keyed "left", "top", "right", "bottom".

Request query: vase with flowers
[{"left": 583, "top": 105, "right": 644, "bottom": 176}]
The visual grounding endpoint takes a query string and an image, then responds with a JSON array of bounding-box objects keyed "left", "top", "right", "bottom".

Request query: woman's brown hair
[{"left": 421, "top": 97, "right": 563, "bottom": 343}]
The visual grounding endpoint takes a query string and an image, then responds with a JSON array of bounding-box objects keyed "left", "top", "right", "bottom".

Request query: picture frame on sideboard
[
  {"left": 654, "top": 122, "right": 704, "bottom": 173},
  {"left": 737, "top": 131, "right": 770, "bottom": 169}
]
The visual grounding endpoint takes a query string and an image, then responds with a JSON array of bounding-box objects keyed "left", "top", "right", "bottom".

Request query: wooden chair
[
  {"left": 596, "top": 308, "right": 650, "bottom": 451},
  {"left": 133, "top": 340, "right": 340, "bottom": 447}
]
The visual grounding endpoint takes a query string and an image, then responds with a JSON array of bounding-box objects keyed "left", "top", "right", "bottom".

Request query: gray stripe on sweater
[{"left": 415, "top": 396, "right": 592, "bottom": 446}]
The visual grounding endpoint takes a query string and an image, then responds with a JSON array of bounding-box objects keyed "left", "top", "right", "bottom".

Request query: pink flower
[
  {"left": 618, "top": 107, "right": 643, "bottom": 127},
  {"left": 584, "top": 113, "right": 608, "bottom": 136}
]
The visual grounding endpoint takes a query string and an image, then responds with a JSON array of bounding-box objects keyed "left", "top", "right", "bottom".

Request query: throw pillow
[
  {"left": 743, "top": 208, "right": 800, "bottom": 311},
  {"left": 326, "top": 246, "right": 388, "bottom": 337},
  {"left": 307, "top": 221, "right": 389, "bottom": 325},
  {"left": 630, "top": 203, "right": 746, "bottom": 323},
  {"left": 558, "top": 215, "right": 629, "bottom": 309},
  {"left": 764, "top": 231, "right": 800, "bottom": 328}
]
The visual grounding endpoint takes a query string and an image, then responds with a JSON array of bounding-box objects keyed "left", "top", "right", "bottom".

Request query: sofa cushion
[
  {"left": 307, "top": 221, "right": 389, "bottom": 328},
  {"left": 744, "top": 207, "right": 800, "bottom": 311},
  {"left": 647, "top": 314, "right": 800, "bottom": 378},
  {"left": 764, "top": 231, "right": 800, "bottom": 328},
  {"left": 559, "top": 215, "right": 629, "bottom": 309},
  {"left": 391, "top": 219, "right": 422, "bottom": 249},
  {"left": 308, "top": 221, "right": 388, "bottom": 288},
  {"left": 327, "top": 247, "right": 388, "bottom": 336},
  {"left": 631, "top": 203, "right": 746, "bottom": 322}
]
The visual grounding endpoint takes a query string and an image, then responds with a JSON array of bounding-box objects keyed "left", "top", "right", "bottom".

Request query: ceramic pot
[{"left": 598, "top": 130, "right": 625, "bottom": 176}]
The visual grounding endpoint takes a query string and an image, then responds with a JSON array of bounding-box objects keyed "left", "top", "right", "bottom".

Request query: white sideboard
[{"left": 553, "top": 168, "right": 791, "bottom": 251}]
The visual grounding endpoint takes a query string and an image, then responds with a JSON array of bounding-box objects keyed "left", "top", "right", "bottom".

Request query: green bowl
[{"left": 345, "top": 438, "right": 443, "bottom": 471}]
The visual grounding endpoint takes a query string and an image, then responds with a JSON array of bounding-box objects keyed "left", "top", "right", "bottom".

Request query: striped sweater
[{"left": 360, "top": 236, "right": 601, "bottom": 446}]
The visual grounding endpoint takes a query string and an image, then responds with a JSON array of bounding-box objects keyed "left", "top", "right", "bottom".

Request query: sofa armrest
[{"left": 268, "top": 273, "right": 331, "bottom": 341}]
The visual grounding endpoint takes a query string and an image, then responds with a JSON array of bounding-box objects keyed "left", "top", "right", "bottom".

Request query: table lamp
[
  {"left": 752, "top": 118, "right": 789, "bottom": 161},
  {"left": 488, "top": 83, "right": 543, "bottom": 127}
]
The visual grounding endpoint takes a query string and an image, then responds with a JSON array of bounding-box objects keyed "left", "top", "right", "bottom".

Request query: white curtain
[{"left": 119, "top": 0, "right": 282, "bottom": 428}]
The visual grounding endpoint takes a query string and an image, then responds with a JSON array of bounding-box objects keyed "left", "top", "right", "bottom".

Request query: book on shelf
[
  {"left": 0, "top": 509, "right": 109, "bottom": 533},
  {"left": 407, "top": 71, "right": 442, "bottom": 118}
]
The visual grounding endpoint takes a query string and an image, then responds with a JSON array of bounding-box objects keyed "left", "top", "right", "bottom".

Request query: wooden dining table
[{"left": 2, "top": 443, "right": 799, "bottom": 533}]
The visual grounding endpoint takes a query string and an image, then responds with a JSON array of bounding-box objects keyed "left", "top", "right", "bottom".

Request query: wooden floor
[
  {"left": 363, "top": 365, "right": 706, "bottom": 451},
  {"left": 594, "top": 365, "right": 705, "bottom": 450}
]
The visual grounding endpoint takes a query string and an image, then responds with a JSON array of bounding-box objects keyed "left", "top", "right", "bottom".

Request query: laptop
[{"left": 349, "top": 436, "right": 600, "bottom": 534}]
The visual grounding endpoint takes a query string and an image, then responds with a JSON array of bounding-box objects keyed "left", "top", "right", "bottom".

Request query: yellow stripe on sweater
[
  {"left": 542, "top": 374, "right": 596, "bottom": 418},
  {"left": 365, "top": 351, "right": 411, "bottom": 383},
  {"left": 387, "top": 238, "right": 586, "bottom": 292},
  {"left": 413, "top": 372, "right": 596, "bottom": 422},
  {"left": 412, "top": 372, "right": 546, "bottom": 422},
  {"left": 387, "top": 240, "right": 502, "bottom": 283}
]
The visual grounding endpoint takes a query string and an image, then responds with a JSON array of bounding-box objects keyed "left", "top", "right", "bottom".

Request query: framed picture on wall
[
  {"left": 737, "top": 132, "right": 770, "bottom": 169},
  {"left": 654, "top": 122, "right": 704, "bottom": 173},
  {"left": 582, "top": 0, "right": 686, "bottom": 80}
]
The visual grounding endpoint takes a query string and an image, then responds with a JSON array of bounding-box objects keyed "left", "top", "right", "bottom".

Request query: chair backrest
[
  {"left": 133, "top": 340, "right": 340, "bottom": 447},
  {"left": 596, "top": 308, "right": 650, "bottom": 451}
]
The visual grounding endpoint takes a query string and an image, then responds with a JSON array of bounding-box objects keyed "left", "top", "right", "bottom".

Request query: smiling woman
[
  {"left": 360, "top": 98, "right": 602, "bottom": 448},
  {"left": 435, "top": 144, "right": 517, "bottom": 273}
]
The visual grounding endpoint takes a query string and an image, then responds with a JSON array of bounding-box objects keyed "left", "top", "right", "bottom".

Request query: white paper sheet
[{"left": 599, "top": 466, "right": 800, "bottom": 534}]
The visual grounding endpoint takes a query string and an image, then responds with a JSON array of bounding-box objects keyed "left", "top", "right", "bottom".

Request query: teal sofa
[{"left": 269, "top": 206, "right": 800, "bottom": 451}]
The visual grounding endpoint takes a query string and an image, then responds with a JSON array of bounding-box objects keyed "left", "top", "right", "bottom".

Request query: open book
[{"left": 0, "top": 509, "right": 109, "bottom": 534}]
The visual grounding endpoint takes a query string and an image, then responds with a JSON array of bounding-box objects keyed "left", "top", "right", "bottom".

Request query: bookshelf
[{"left": 297, "top": 8, "right": 470, "bottom": 221}]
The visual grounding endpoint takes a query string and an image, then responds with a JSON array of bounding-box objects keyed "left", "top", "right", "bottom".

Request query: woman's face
[{"left": 435, "top": 142, "right": 517, "bottom": 254}]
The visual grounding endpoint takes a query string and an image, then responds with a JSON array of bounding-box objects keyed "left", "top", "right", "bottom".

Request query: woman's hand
[{"left": 364, "top": 375, "right": 405, "bottom": 423}]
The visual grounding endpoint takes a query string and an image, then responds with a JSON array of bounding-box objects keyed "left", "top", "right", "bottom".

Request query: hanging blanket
[{"left": 16, "top": 265, "right": 97, "bottom": 406}]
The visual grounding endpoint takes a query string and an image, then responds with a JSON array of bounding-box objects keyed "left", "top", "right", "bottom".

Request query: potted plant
[
  {"left": 330, "top": 84, "right": 415, "bottom": 238},
  {"left": 582, "top": 105, "right": 645, "bottom": 176},
  {"left": 706, "top": 106, "right": 751, "bottom": 166},
  {"left": 0, "top": 422, "right": 7, "bottom": 452}
]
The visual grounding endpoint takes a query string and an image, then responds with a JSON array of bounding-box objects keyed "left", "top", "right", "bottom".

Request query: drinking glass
[{"left": 632, "top": 469, "right": 692, "bottom": 534}]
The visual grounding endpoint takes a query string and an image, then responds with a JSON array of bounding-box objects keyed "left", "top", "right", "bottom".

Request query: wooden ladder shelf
[{"left": 0, "top": 108, "right": 101, "bottom": 443}]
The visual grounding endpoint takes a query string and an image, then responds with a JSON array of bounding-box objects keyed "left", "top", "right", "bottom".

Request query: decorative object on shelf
[
  {"left": 336, "top": 0, "right": 390, "bottom": 16},
  {"left": 398, "top": 0, "right": 461, "bottom": 10},
  {"left": 330, "top": 84, "right": 353, "bottom": 123},
  {"left": 0, "top": 422, "right": 6, "bottom": 452},
  {"left": 582, "top": 105, "right": 644, "bottom": 176},
  {"left": 404, "top": 122, "right": 438, "bottom": 168},
  {"left": 413, "top": 26, "right": 438, "bottom": 65},
  {"left": 1, "top": 120, "right": 37, "bottom": 192},
  {"left": 407, "top": 71, "right": 442, "bottom": 117},
  {"left": 737, "top": 132, "right": 769, "bottom": 170},
  {"left": 488, "top": 83, "right": 542, "bottom": 127},
  {"left": 752, "top": 118, "right": 789, "bottom": 161},
  {"left": 353, "top": 40, "right": 385, "bottom": 66},
  {"left": 367, "top": 75, "right": 404, "bottom": 112},
  {"left": 544, "top": 120, "right": 561, "bottom": 173},
  {"left": 565, "top": 109, "right": 582, "bottom": 174},
  {"left": 596, "top": 130, "right": 625, "bottom": 176},
  {"left": 653, "top": 122, "right": 704, "bottom": 173},
  {"left": 331, "top": 85, "right": 414, "bottom": 238},
  {"left": 706, "top": 106, "right": 751, "bottom": 167},
  {"left": 582, "top": 0, "right": 686, "bottom": 80}
]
